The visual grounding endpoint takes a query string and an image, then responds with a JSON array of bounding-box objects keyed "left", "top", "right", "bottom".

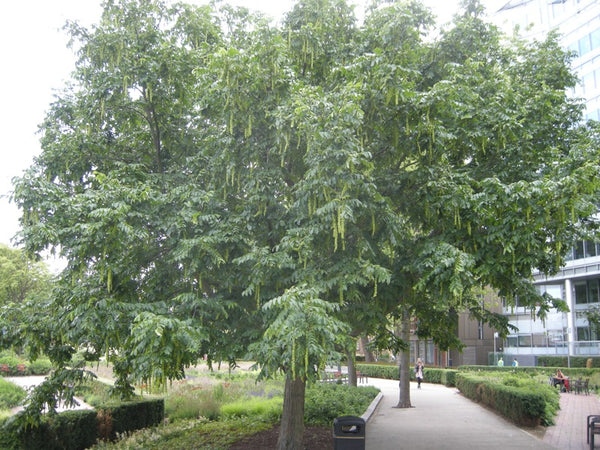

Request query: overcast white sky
[{"left": 0, "top": 0, "right": 476, "bottom": 254}]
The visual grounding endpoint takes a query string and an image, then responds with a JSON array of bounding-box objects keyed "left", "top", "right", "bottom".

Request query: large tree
[{"left": 10, "top": 0, "right": 600, "bottom": 448}]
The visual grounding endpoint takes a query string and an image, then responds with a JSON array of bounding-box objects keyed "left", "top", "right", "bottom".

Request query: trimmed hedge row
[
  {"left": 305, "top": 383, "right": 380, "bottom": 426},
  {"left": 355, "top": 363, "right": 398, "bottom": 380},
  {"left": 0, "top": 410, "right": 98, "bottom": 450},
  {"left": 454, "top": 372, "right": 558, "bottom": 427},
  {"left": 0, "top": 398, "right": 164, "bottom": 450},
  {"left": 460, "top": 364, "right": 600, "bottom": 383},
  {"left": 355, "top": 363, "right": 458, "bottom": 387},
  {"left": 538, "top": 356, "right": 600, "bottom": 368},
  {"left": 98, "top": 399, "right": 165, "bottom": 441}
]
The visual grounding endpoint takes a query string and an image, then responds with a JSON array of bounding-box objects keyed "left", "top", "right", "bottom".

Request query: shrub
[
  {"left": 538, "top": 356, "right": 600, "bottom": 368},
  {"left": 0, "top": 409, "right": 99, "bottom": 450},
  {"left": 97, "top": 398, "right": 164, "bottom": 441},
  {"left": 0, "top": 378, "right": 26, "bottom": 410},
  {"left": 75, "top": 378, "right": 140, "bottom": 407},
  {"left": 455, "top": 372, "right": 558, "bottom": 426},
  {"left": 165, "top": 394, "right": 220, "bottom": 421},
  {"left": 355, "top": 363, "right": 398, "bottom": 380},
  {"left": 28, "top": 358, "right": 53, "bottom": 376},
  {"left": 0, "top": 355, "right": 23, "bottom": 377},
  {"left": 304, "top": 383, "right": 379, "bottom": 426},
  {"left": 356, "top": 363, "right": 457, "bottom": 386},
  {"left": 221, "top": 397, "right": 282, "bottom": 422},
  {"left": 90, "top": 416, "right": 273, "bottom": 449}
]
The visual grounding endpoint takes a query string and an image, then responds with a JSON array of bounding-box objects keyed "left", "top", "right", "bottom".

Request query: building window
[
  {"left": 478, "top": 320, "right": 484, "bottom": 340},
  {"left": 577, "top": 326, "right": 599, "bottom": 341},
  {"left": 565, "top": 245, "right": 574, "bottom": 261},
  {"left": 575, "top": 281, "right": 587, "bottom": 304},
  {"left": 569, "top": 240, "right": 600, "bottom": 260},
  {"left": 592, "top": 29, "right": 600, "bottom": 52},
  {"left": 588, "top": 240, "right": 599, "bottom": 257},
  {"left": 589, "top": 280, "right": 598, "bottom": 303},
  {"left": 575, "top": 241, "right": 585, "bottom": 259},
  {"left": 580, "top": 34, "right": 592, "bottom": 56},
  {"left": 574, "top": 279, "right": 600, "bottom": 304},
  {"left": 518, "top": 334, "right": 532, "bottom": 347}
]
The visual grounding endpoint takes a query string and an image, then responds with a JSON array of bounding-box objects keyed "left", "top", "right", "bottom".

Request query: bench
[
  {"left": 322, "top": 371, "right": 348, "bottom": 385},
  {"left": 588, "top": 415, "right": 600, "bottom": 449}
]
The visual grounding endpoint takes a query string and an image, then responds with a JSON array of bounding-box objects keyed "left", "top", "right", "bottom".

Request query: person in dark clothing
[{"left": 415, "top": 358, "right": 424, "bottom": 389}]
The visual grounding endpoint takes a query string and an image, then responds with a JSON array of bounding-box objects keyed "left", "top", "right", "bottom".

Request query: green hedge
[
  {"left": 304, "top": 383, "right": 380, "bottom": 426},
  {"left": 355, "top": 363, "right": 398, "bottom": 380},
  {"left": 460, "top": 364, "right": 600, "bottom": 381},
  {"left": 0, "top": 398, "right": 164, "bottom": 449},
  {"left": 0, "top": 409, "right": 98, "bottom": 450},
  {"left": 97, "top": 398, "right": 164, "bottom": 441},
  {"left": 455, "top": 372, "right": 558, "bottom": 427},
  {"left": 356, "top": 363, "right": 458, "bottom": 387},
  {"left": 538, "top": 356, "right": 600, "bottom": 368}
]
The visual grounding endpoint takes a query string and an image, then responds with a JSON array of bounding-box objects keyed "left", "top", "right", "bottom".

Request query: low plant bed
[{"left": 87, "top": 372, "right": 378, "bottom": 449}]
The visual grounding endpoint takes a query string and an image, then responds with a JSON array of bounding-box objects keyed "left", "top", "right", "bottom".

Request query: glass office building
[{"left": 489, "top": 0, "right": 600, "bottom": 363}]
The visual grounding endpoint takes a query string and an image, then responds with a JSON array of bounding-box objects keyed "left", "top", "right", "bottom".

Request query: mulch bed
[{"left": 229, "top": 425, "right": 333, "bottom": 450}]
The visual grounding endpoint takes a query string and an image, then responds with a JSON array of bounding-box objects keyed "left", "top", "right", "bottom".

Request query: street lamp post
[{"left": 494, "top": 332, "right": 498, "bottom": 366}]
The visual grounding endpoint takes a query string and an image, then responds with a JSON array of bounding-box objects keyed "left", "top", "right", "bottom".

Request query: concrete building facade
[{"left": 490, "top": 0, "right": 600, "bottom": 363}]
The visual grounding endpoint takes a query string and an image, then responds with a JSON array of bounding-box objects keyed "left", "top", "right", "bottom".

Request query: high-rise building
[{"left": 489, "top": 0, "right": 600, "bottom": 364}]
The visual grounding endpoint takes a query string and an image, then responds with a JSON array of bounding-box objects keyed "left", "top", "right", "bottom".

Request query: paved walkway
[
  {"left": 5, "top": 376, "right": 92, "bottom": 413},
  {"left": 361, "top": 378, "right": 600, "bottom": 450},
  {"left": 544, "top": 388, "right": 600, "bottom": 450}
]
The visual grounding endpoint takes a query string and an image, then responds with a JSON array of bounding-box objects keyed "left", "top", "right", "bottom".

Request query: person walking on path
[{"left": 415, "top": 358, "right": 424, "bottom": 389}]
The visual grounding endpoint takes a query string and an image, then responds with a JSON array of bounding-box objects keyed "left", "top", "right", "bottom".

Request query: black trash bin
[{"left": 333, "top": 415, "right": 365, "bottom": 450}]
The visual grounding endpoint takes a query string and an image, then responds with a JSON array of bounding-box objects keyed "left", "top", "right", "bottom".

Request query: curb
[{"left": 362, "top": 391, "right": 383, "bottom": 423}]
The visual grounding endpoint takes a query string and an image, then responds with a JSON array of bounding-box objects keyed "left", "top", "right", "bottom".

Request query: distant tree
[{"left": 0, "top": 244, "right": 50, "bottom": 306}]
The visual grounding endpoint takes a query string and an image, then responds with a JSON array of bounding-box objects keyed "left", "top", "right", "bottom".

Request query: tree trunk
[
  {"left": 360, "top": 335, "right": 376, "bottom": 363},
  {"left": 277, "top": 376, "right": 306, "bottom": 450},
  {"left": 396, "top": 307, "right": 412, "bottom": 408},
  {"left": 346, "top": 348, "right": 357, "bottom": 387}
]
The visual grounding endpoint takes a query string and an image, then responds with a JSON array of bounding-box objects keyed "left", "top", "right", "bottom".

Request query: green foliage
[
  {"left": 0, "top": 399, "right": 163, "bottom": 449},
  {"left": 0, "top": 409, "right": 98, "bottom": 450},
  {"left": 165, "top": 394, "right": 219, "bottom": 421},
  {"left": 0, "top": 244, "right": 51, "bottom": 307},
  {"left": 0, "top": 354, "right": 25, "bottom": 376},
  {"left": 221, "top": 397, "right": 283, "bottom": 422},
  {"left": 97, "top": 399, "right": 164, "bottom": 441},
  {"left": 455, "top": 372, "right": 559, "bottom": 426},
  {"left": 75, "top": 378, "right": 140, "bottom": 408},
  {"left": 10, "top": 0, "right": 600, "bottom": 443},
  {"left": 27, "top": 358, "right": 53, "bottom": 376},
  {"left": 538, "top": 356, "right": 600, "bottom": 368},
  {"left": 304, "top": 383, "right": 379, "bottom": 426},
  {"left": 355, "top": 363, "right": 399, "bottom": 381},
  {"left": 420, "top": 367, "right": 459, "bottom": 387},
  {"left": 91, "top": 416, "right": 274, "bottom": 450},
  {"left": 0, "top": 378, "right": 26, "bottom": 409},
  {"left": 356, "top": 363, "right": 458, "bottom": 387},
  {"left": 249, "top": 286, "right": 350, "bottom": 382}
]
